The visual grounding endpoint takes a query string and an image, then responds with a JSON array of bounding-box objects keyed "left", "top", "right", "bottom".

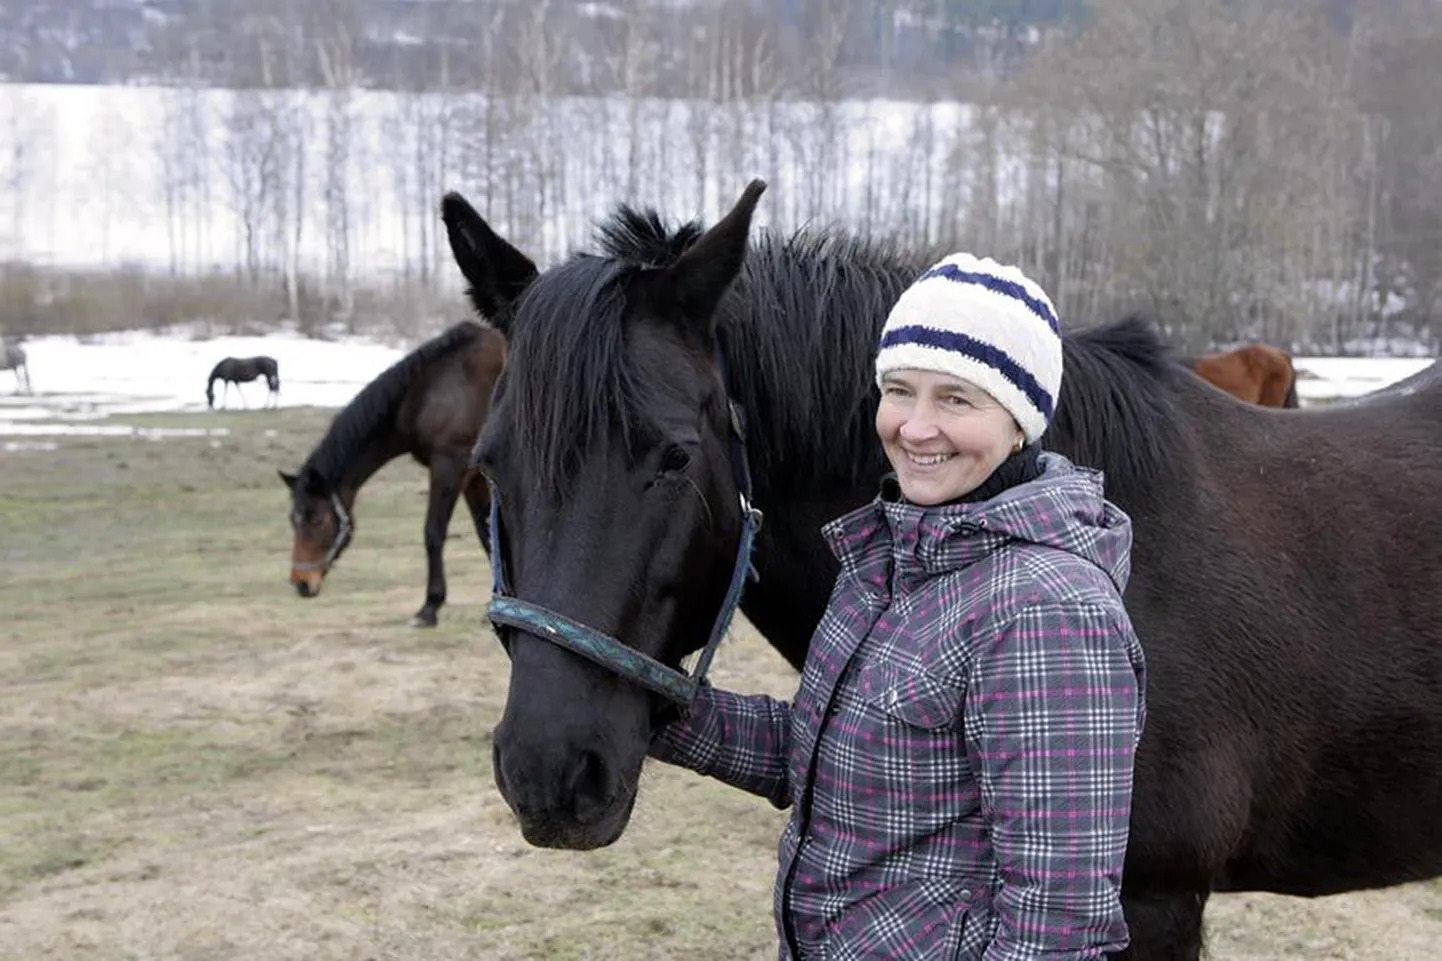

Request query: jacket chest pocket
[
  {"left": 832, "top": 658, "right": 974, "bottom": 820},
  {"left": 856, "top": 659, "right": 966, "bottom": 733}
]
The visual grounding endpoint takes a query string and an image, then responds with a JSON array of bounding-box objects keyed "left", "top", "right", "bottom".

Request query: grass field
[{"left": 2, "top": 406, "right": 1441, "bottom": 960}]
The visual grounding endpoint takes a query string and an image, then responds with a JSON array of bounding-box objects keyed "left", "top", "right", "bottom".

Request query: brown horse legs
[
  {"left": 413, "top": 456, "right": 468, "bottom": 628},
  {"left": 1110, "top": 890, "right": 1208, "bottom": 961}
]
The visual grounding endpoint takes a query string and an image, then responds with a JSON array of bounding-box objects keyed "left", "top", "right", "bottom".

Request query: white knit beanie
[{"left": 875, "top": 253, "right": 1063, "bottom": 444}]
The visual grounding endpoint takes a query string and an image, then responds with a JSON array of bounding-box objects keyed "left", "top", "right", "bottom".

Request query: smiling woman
[{"left": 650, "top": 250, "right": 1148, "bottom": 960}]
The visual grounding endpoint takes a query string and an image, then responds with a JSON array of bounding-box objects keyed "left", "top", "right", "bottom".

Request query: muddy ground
[{"left": 1, "top": 407, "right": 1439, "bottom": 959}]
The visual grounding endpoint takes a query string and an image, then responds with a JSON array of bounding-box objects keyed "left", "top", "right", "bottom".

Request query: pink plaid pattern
[{"left": 651, "top": 454, "right": 1146, "bottom": 959}]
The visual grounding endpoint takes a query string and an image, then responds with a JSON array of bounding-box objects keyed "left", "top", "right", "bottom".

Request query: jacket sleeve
[
  {"left": 965, "top": 600, "right": 1145, "bottom": 961},
  {"left": 647, "top": 682, "right": 794, "bottom": 810}
]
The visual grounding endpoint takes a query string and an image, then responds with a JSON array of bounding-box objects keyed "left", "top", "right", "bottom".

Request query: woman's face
[{"left": 875, "top": 369, "right": 1024, "bottom": 505}]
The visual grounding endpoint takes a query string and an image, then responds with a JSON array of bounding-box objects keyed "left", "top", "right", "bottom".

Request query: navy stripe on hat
[
  {"left": 918, "top": 262, "right": 1060, "bottom": 335},
  {"left": 878, "top": 324, "right": 1056, "bottom": 421}
]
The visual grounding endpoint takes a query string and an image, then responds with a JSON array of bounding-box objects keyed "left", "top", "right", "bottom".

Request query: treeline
[{"left": 0, "top": 0, "right": 1438, "bottom": 353}]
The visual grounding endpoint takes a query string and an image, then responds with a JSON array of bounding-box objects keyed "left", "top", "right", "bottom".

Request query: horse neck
[
  {"left": 738, "top": 477, "right": 879, "bottom": 671},
  {"left": 314, "top": 432, "right": 406, "bottom": 509},
  {"left": 345, "top": 442, "right": 406, "bottom": 505}
]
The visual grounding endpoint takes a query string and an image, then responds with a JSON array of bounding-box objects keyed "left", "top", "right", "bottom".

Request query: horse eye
[{"left": 660, "top": 445, "right": 691, "bottom": 475}]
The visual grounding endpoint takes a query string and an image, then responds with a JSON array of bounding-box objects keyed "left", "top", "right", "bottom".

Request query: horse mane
[
  {"left": 720, "top": 227, "right": 917, "bottom": 491},
  {"left": 300, "top": 321, "right": 487, "bottom": 487},
  {"left": 1052, "top": 315, "right": 1187, "bottom": 502},
  {"left": 503, "top": 206, "right": 916, "bottom": 496},
  {"left": 507, "top": 201, "right": 1189, "bottom": 505}
]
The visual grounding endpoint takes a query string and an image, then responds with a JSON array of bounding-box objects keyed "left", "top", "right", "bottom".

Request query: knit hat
[{"left": 875, "top": 253, "right": 1063, "bottom": 444}]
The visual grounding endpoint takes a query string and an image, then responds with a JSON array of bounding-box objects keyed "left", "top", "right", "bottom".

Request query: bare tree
[
  {"left": 314, "top": 0, "right": 363, "bottom": 326},
  {"left": 0, "top": 86, "right": 37, "bottom": 261}
]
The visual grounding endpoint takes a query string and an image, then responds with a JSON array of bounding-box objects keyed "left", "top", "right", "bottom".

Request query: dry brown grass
[{"left": 1, "top": 406, "right": 1439, "bottom": 960}]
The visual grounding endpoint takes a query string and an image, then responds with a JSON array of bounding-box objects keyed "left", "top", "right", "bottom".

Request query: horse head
[
  {"left": 279, "top": 466, "right": 353, "bottom": 597},
  {"left": 445, "top": 181, "right": 766, "bottom": 849}
]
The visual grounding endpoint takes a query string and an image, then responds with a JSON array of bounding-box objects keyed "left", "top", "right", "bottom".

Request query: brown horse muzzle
[
  {"left": 291, "top": 567, "right": 325, "bottom": 597},
  {"left": 289, "top": 539, "right": 329, "bottom": 598}
]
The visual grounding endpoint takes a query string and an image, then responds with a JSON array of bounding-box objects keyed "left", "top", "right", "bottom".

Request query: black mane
[
  {"left": 504, "top": 202, "right": 1188, "bottom": 504},
  {"left": 300, "top": 321, "right": 486, "bottom": 487},
  {"left": 1052, "top": 315, "right": 1187, "bottom": 503}
]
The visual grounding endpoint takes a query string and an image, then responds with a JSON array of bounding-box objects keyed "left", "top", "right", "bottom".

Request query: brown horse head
[
  {"left": 278, "top": 467, "right": 352, "bottom": 597},
  {"left": 1189, "top": 343, "right": 1299, "bottom": 408}
]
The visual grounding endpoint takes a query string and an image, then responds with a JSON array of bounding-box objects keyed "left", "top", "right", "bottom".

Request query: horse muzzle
[{"left": 290, "top": 568, "right": 325, "bottom": 597}]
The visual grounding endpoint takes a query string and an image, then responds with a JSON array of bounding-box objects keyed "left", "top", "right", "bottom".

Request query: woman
[{"left": 649, "top": 253, "right": 1148, "bottom": 959}]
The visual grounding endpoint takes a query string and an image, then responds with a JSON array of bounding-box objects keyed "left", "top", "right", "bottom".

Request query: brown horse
[
  {"left": 279, "top": 320, "right": 506, "bottom": 627},
  {"left": 1187, "top": 343, "right": 1299, "bottom": 407}
]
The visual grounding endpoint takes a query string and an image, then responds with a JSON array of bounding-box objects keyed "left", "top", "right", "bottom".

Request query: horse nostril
[
  {"left": 295, "top": 581, "right": 312, "bottom": 598},
  {"left": 568, "top": 750, "right": 610, "bottom": 811}
]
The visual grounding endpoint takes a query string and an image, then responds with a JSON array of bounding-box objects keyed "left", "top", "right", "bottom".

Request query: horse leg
[
  {"left": 1109, "top": 890, "right": 1208, "bottom": 961},
  {"left": 412, "top": 456, "right": 465, "bottom": 628}
]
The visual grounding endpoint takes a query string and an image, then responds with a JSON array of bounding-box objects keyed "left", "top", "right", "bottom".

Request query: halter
[
  {"left": 486, "top": 338, "right": 763, "bottom": 707},
  {"left": 291, "top": 492, "right": 354, "bottom": 574}
]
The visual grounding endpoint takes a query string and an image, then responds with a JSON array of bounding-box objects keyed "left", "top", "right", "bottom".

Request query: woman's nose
[{"left": 899, "top": 411, "right": 940, "bottom": 441}]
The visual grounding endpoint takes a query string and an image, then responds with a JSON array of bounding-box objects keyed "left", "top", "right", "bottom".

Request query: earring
[{"left": 1013, "top": 438, "right": 1024, "bottom": 453}]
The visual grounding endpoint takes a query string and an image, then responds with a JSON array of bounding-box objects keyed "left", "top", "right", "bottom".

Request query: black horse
[
  {"left": 447, "top": 182, "right": 1442, "bottom": 961},
  {"left": 279, "top": 321, "right": 507, "bottom": 627},
  {"left": 207, "top": 356, "right": 280, "bottom": 409},
  {"left": 2, "top": 338, "right": 30, "bottom": 393}
]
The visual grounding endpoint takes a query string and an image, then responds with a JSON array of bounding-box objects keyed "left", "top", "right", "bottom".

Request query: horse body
[
  {"left": 280, "top": 321, "right": 505, "bottom": 626},
  {"left": 2, "top": 339, "right": 30, "bottom": 393},
  {"left": 448, "top": 183, "right": 1442, "bottom": 960},
  {"left": 208, "top": 355, "right": 280, "bottom": 409},
  {"left": 1187, "top": 343, "right": 1299, "bottom": 407}
]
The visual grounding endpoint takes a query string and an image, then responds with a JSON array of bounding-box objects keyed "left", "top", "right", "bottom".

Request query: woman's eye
[{"left": 942, "top": 394, "right": 972, "bottom": 408}]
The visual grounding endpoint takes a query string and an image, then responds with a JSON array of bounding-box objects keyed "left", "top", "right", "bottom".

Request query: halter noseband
[
  {"left": 485, "top": 338, "right": 762, "bottom": 707},
  {"left": 291, "top": 492, "right": 354, "bottom": 574}
]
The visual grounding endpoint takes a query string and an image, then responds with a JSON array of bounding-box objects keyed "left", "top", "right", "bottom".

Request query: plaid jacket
[{"left": 650, "top": 454, "right": 1146, "bottom": 960}]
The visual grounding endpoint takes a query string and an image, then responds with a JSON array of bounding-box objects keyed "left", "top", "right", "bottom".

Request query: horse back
[
  {"left": 401, "top": 325, "right": 506, "bottom": 463},
  {"left": 1126, "top": 378, "right": 1442, "bottom": 894}
]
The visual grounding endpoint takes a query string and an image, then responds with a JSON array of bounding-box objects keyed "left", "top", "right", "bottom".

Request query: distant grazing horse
[
  {"left": 1, "top": 339, "right": 30, "bottom": 393},
  {"left": 279, "top": 321, "right": 506, "bottom": 627},
  {"left": 446, "top": 181, "right": 1442, "bottom": 961},
  {"left": 207, "top": 356, "right": 280, "bottom": 409},
  {"left": 1186, "top": 343, "right": 1299, "bottom": 407}
]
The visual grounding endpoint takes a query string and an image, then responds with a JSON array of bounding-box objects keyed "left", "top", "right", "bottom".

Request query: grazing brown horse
[
  {"left": 279, "top": 320, "right": 506, "bottom": 627},
  {"left": 1187, "top": 343, "right": 1299, "bottom": 407},
  {"left": 448, "top": 181, "right": 1442, "bottom": 961}
]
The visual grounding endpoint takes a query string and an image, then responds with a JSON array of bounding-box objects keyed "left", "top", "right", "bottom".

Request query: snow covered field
[
  {"left": 0, "top": 328, "right": 1433, "bottom": 442},
  {"left": 0, "top": 329, "right": 406, "bottom": 441}
]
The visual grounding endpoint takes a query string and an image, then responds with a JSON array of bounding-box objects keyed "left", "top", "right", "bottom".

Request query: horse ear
[
  {"left": 441, "top": 191, "right": 538, "bottom": 333},
  {"left": 278, "top": 470, "right": 297, "bottom": 489},
  {"left": 664, "top": 179, "right": 766, "bottom": 331}
]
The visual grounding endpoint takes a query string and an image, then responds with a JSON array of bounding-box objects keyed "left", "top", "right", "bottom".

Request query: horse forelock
[{"left": 594, "top": 204, "right": 706, "bottom": 268}]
